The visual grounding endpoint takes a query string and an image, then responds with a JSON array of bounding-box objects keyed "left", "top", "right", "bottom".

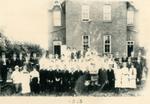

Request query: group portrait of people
[{"left": 0, "top": 47, "right": 148, "bottom": 95}]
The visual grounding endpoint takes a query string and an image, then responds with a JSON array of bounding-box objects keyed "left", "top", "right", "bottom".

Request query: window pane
[
  {"left": 83, "top": 35, "right": 90, "bottom": 50},
  {"left": 103, "top": 5, "right": 111, "bottom": 21},
  {"left": 53, "top": 11, "right": 61, "bottom": 26},
  {"left": 127, "top": 11, "right": 134, "bottom": 25},
  {"left": 104, "top": 35, "right": 111, "bottom": 53},
  {"left": 82, "top": 5, "right": 89, "bottom": 21}
]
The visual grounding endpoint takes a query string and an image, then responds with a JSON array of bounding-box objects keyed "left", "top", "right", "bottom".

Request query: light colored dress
[
  {"left": 30, "top": 70, "right": 39, "bottom": 80},
  {"left": 114, "top": 69, "right": 122, "bottom": 88},
  {"left": 129, "top": 68, "right": 137, "bottom": 88},
  {"left": 121, "top": 67, "right": 129, "bottom": 88},
  {"left": 11, "top": 71, "right": 21, "bottom": 84},
  {"left": 20, "top": 71, "right": 31, "bottom": 94}
]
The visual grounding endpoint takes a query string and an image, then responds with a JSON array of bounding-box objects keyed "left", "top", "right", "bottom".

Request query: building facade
[{"left": 49, "top": 0, "right": 139, "bottom": 57}]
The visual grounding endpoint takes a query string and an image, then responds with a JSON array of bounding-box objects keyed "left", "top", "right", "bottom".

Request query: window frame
[
  {"left": 52, "top": 9, "right": 61, "bottom": 27},
  {"left": 81, "top": 5, "right": 90, "bottom": 22},
  {"left": 127, "top": 10, "right": 134, "bottom": 26},
  {"left": 103, "top": 35, "right": 111, "bottom": 54},
  {"left": 103, "top": 4, "right": 112, "bottom": 22},
  {"left": 82, "top": 35, "right": 90, "bottom": 51}
]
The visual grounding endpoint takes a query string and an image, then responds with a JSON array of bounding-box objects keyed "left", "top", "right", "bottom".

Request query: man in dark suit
[
  {"left": 130, "top": 52, "right": 137, "bottom": 67},
  {"left": 24, "top": 53, "right": 32, "bottom": 72},
  {"left": 122, "top": 53, "right": 128, "bottom": 63},
  {"left": 18, "top": 52, "right": 25, "bottom": 70},
  {"left": 127, "top": 57, "right": 132, "bottom": 69},
  {"left": 135, "top": 57, "right": 143, "bottom": 85},
  {"left": 30, "top": 53, "right": 40, "bottom": 71},
  {"left": 98, "top": 68, "right": 108, "bottom": 90},
  {"left": 10, "top": 53, "right": 19, "bottom": 71},
  {"left": 0, "top": 53, "right": 10, "bottom": 83},
  {"left": 114, "top": 52, "right": 120, "bottom": 64}
]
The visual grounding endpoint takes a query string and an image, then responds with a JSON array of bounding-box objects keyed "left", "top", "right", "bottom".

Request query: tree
[{"left": 0, "top": 32, "right": 43, "bottom": 58}]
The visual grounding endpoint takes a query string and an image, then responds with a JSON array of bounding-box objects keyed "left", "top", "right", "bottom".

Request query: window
[
  {"left": 53, "top": 10, "right": 61, "bottom": 26},
  {"left": 103, "top": 4, "right": 111, "bottom": 22},
  {"left": 103, "top": 35, "right": 111, "bottom": 53},
  {"left": 82, "top": 5, "right": 90, "bottom": 21},
  {"left": 127, "top": 10, "right": 134, "bottom": 25},
  {"left": 82, "top": 35, "right": 90, "bottom": 51}
]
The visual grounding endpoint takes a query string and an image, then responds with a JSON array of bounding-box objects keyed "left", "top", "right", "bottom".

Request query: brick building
[{"left": 48, "top": 0, "right": 139, "bottom": 57}]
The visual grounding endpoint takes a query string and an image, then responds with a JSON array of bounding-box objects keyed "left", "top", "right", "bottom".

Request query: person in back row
[{"left": 0, "top": 52, "right": 10, "bottom": 83}]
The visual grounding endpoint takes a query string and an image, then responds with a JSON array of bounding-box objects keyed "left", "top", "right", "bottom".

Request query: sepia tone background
[{"left": 0, "top": 0, "right": 150, "bottom": 103}]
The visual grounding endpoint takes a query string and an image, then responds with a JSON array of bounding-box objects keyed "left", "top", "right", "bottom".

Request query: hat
[{"left": 15, "top": 65, "right": 19, "bottom": 69}]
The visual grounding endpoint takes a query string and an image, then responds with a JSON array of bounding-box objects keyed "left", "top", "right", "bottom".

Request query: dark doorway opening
[
  {"left": 127, "top": 42, "right": 134, "bottom": 57},
  {"left": 54, "top": 45, "right": 61, "bottom": 58}
]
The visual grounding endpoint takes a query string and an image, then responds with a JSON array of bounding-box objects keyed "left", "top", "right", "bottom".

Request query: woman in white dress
[
  {"left": 20, "top": 65, "right": 31, "bottom": 95},
  {"left": 11, "top": 65, "right": 21, "bottom": 93},
  {"left": 129, "top": 64, "right": 137, "bottom": 89},
  {"left": 121, "top": 62, "right": 129, "bottom": 88},
  {"left": 114, "top": 65, "right": 122, "bottom": 89}
]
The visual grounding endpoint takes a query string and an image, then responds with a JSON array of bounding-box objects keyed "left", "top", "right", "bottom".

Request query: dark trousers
[
  {"left": 30, "top": 77, "right": 39, "bottom": 94},
  {"left": 1, "top": 69, "right": 8, "bottom": 83}
]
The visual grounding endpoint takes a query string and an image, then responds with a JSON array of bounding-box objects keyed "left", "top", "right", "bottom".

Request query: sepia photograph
[{"left": 0, "top": 0, "right": 150, "bottom": 103}]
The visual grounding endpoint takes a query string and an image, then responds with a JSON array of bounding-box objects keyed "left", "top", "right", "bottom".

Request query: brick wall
[{"left": 66, "top": 0, "right": 128, "bottom": 56}]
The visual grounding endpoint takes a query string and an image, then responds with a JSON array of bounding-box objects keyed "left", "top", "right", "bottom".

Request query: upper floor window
[
  {"left": 103, "top": 4, "right": 111, "bottom": 22},
  {"left": 82, "top": 5, "right": 90, "bottom": 22},
  {"left": 103, "top": 35, "right": 111, "bottom": 53},
  {"left": 53, "top": 10, "right": 61, "bottom": 26},
  {"left": 127, "top": 7, "right": 134, "bottom": 25}
]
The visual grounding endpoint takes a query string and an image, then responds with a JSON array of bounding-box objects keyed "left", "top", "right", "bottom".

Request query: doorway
[
  {"left": 54, "top": 45, "right": 61, "bottom": 58},
  {"left": 127, "top": 41, "right": 134, "bottom": 57},
  {"left": 53, "top": 41, "right": 62, "bottom": 58}
]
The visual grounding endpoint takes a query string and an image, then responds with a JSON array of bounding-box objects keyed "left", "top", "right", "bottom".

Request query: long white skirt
[
  {"left": 21, "top": 81, "right": 31, "bottom": 94},
  {"left": 115, "top": 79, "right": 122, "bottom": 88},
  {"left": 121, "top": 75, "right": 129, "bottom": 88},
  {"left": 129, "top": 78, "right": 136, "bottom": 89}
]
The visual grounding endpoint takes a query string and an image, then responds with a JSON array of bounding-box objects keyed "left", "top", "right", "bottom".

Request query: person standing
[
  {"left": 30, "top": 53, "right": 40, "bottom": 71},
  {"left": 20, "top": 65, "right": 31, "bottom": 95},
  {"left": 114, "top": 52, "right": 120, "bottom": 64},
  {"left": 121, "top": 62, "right": 129, "bottom": 89},
  {"left": 30, "top": 67, "right": 40, "bottom": 94},
  {"left": 24, "top": 54, "right": 32, "bottom": 72},
  {"left": 11, "top": 65, "right": 21, "bottom": 93},
  {"left": 0, "top": 53, "right": 10, "bottom": 83},
  {"left": 129, "top": 64, "right": 137, "bottom": 89},
  {"left": 18, "top": 52, "right": 24, "bottom": 71},
  {"left": 10, "top": 53, "right": 19, "bottom": 71},
  {"left": 114, "top": 64, "right": 122, "bottom": 93},
  {"left": 135, "top": 57, "right": 143, "bottom": 85},
  {"left": 127, "top": 57, "right": 132, "bottom": 69},
  {"left": 130, "top": 52, "right": 137, "bottom": 66}
]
